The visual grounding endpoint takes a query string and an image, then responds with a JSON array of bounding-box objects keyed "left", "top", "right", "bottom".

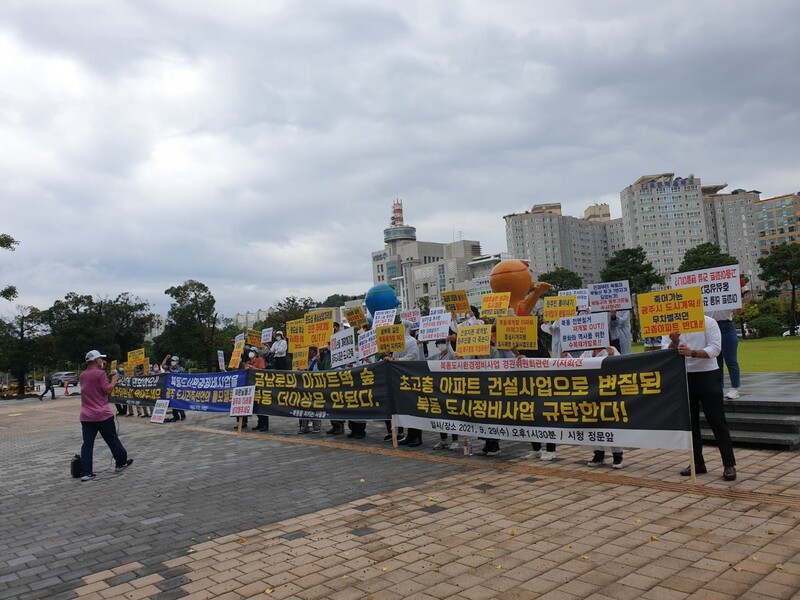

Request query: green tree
[
  {"left": 538, "top": 268, "right": 583, "bottom": 295},
  {"left": 415, "top": 295, "right": 430, "bottom": 316},
  {"left": 154, "top": 280, "right": 224, "bottom": 371},
  {"left": 677, "top": 242, "right": 738, "bottom": 272},
  {"left": 261, "top": 296, "right": 316, "bottom": 332},
  {"left": 319, "top": 293, "right": 364, "bottom": 308},
  {"left": 758, "top": 243, "right": 800, "bottom": 335},
  {"left": 1, "top": 233, "right": 20, "bottom": 301},
  {"left": 0, "top": 306, "right": 48, "bottom": 395},
  {"left": 601, "top": 247, "right": 664, "bottom": 294}
]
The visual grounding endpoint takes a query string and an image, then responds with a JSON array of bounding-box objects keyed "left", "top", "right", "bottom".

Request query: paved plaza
[{"left": 1, "top": 384, "right": 800, "bottom": 600}]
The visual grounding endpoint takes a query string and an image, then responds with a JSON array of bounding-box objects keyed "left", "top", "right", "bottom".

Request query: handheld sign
[
  {"left": 330, "top": 328, "right": 356, "bottom": 368},
  {"left": 372, "top": 308, "right": 397, "bottom": 327},
  {"left": 560, "top": 313, "right": 609, "bottom": 352},
  {"left": 638, "top": 286, "right": 705, "bottom": 336},
  {"left": 217, "top": 350, "right": 225, "bottom": 371},
  {"left": 417, "top": 313, "right": 451, "bottom": 342},
  {"left": 670, "top": 265, "right": 742, "bottom": 311},
  {"left": 234, "top": 333, "right": 245, "bottom": 346},
  {"left": 496, "top": 316, "right": 538, "bottom": 350},
  {"left": 559, "top": 289, "right": 589, "bottom": 311},
  {"left": 150, "top": 399, "right": 170, "bottom": 424},
  {"left": 228, "top": 347, "right": 243, "bottom": 370},
  {"left": 456, "top": 324, "right": 492, "bottom": 357},
  {"left": 292, "top": 354, "right": 308, "bottom": 371},
  {"left": 127, "top": 347, "right": 145, "bottom": 368},
  {"left": 358, "top": 329, "right": 378, "bottom": 359},
  {"left": 286, "top": 318, "right": 307, "bottom": 353},
  {"left": 429, "top": 306, "right": 448, "bottom": 316},
  {"left": 344, "top": 306, "right": 369, "bottom": 329},
  {"left": 399, "top": 309, "right": 421, "bottom": 325},
  {"left": 480, "top": 292, "right": 511, "bottom": 320},
  {"left": 261, "top": 327, "right": 273, "bottom": 344},
  {"left": 305, "top": 308, "right": 334, "bottom": 347},
  {"left": 441, "top": 290, "right": 470, "bottom": 313},
  {"left": 588, "top": 280, "right": 632, "bottom": 312},
  {"left": 543, "top": 296, "right": 577, "bottom": 321},
  {"left": 246, "top": 329, "right": 263, "bottom": 348},
  {"left": 376, "top": 324, "right": 405, "bottom": 353},
  {"left": 229, "top": 385, "right": 255, "bottom": 417}
]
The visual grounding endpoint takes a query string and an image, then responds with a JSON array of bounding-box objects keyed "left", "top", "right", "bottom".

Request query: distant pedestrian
[
  {"left": 78, "top": 350, "right": 132, "bottom": 481},
  {"left": 39, "top": 372, "right": 55, "bottom": 400},
  {"left": 161, "top": 354, "right": 187, "bottom": 422}
]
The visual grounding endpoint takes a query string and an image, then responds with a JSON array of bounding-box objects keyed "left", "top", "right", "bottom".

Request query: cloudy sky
[{"left": 1, "top": 1, "right": 798, "bottom": 319}]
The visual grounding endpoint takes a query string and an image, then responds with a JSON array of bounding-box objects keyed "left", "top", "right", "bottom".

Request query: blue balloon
[{"left": 364, "top": 283, "right": 400, "bottom": 316}]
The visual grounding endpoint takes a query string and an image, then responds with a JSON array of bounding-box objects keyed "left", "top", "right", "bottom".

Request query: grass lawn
[{"left": 632, "top": 336, "right": 800, "bottom": 372}]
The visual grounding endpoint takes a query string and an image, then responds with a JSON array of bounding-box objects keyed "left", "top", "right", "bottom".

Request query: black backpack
[{"left": 70, "top": 454, "right": 82, "bottom": 478}]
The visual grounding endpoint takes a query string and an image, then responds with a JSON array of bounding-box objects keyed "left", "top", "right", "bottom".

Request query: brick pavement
[{"left": 1, "top": 395, "right": 799, "bottom": 599}]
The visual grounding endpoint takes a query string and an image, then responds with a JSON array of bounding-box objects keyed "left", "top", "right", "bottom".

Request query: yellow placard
[
  {"left": 376, "top": 324, "right": 406, "bottom": 353},
  {"left": 543, "top": 296, "right": 577, "bottom": 321},
  {"left": 124, "top": 362, "right": 135, "bottom": 377},
  {"left": 441, "top": 290, "right": 470, "bottom": 313},
  {"left": 343, "top": 306, "right": 369, "bottom": 329},
  {"left": 245, "top": 329, "right": 263, "bottom": 349},
  {"left": 480, "top": 292, "right": 511, "bottom": 319},
  {"left": 286, "top": 318, "right": 308, "bottom": 353},
  {"left": 456, "top": 324, "right": 493, "bottom": 357},
  {"left": 228, "top": 348, "right": 243, "bottom": 370},
  {"left": 496, "top": 316, "right": 539, "bottom": 350},
  {"left": 110, "top": 360, "right": 118, "bottom": 372},
  {"left": 292, "top": 354, "right": 309, "bottom": 371},
  {"left": 127, "top": 347, "right": 145, "bottom": 365},
  {"left": 638, "top": 286, "right": 706, "bottom": 336},
  {"left": 304, "top": 308, "right": 334, "bottom": 347},
  {"left": 234, "top": 338, "right": 246, "bottom": 350}
]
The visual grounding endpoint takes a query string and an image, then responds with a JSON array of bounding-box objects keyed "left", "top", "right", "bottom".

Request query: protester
[
  {"left": 662, "top": 316, "right": 737, "bottom": 481},
  {"left": 78, "top": 350, "right": 132, "bottom": 481},
  {"left": 114, "top": 364, "right": 128, "bottom": 416},
  {"left": 708, "top": 308, "right": 741, "bottom": 399},
  {"left": 161, "top": 354, "right": 187, "bottom": 422},
  {"left": 608, "top": 309, "right": 632, "bottom": 355},
  {"left": 244, "top": 348, "right": 268, "bottom": 431},
  {"left": 383, "top": 320, "right": 423, "bottom": 447},
  {"left": 300, "top": 347, "right": 322, "bottom": 434},
  {"left": 271, "top": 331, "right": 288, "bottom": 370},
  {"left": 579, "top": 347, "right": 624, "bottom": 468},
  {"left": 39, "top": 372, "right": 55, "bottom": 400},
  {"left": 430, "top": 339, "right": 460, "bottom": 450}
]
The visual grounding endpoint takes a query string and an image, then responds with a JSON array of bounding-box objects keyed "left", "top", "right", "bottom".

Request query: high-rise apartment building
[
  {"left": 504, "top": 203, "right": 617, "bottom": 285},
  {"left": 754, "top": 192, "right": 800, "bottom": 255},
  {"left": 620, "top": 173, "right": 707, "bottom": 278}
]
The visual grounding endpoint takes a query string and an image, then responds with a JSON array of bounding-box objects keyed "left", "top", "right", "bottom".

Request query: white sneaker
[
  {"left": 526, "top": 450, "right": 541, "bottom": 459},
  {"left": 448, "top": 441, "right": 461, "bottom": 451},
  {"left": 725, "top": 388, "right": 740, "bottom": 399},
  {"left": 540, "top": 450, "right": 556, "bottom": 461},
  {"left": 432, "top": 440, "right": 446, "bottom": 450}
]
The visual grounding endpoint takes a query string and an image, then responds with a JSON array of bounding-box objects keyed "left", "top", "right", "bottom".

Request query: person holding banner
[
  {"left": 430, "top": 340, "right": 461, "bottom": 451},
  {"left": 162, "top": 355, "right": 187, "bottom": 422},
  {"left": 244, "top": 350, "right": 269, "bottom": 431},
  {"left": 708, "top": 308, "right": 741, "bottom": 399},
  {"left": 299, "top": 347, "right": 323, "bottom": 434},
  {"left": 383, "top": 320, "right": 423, "bottom": 447},
  {"left": 662, "top": 316, "right": 737, "bottom": 481}
]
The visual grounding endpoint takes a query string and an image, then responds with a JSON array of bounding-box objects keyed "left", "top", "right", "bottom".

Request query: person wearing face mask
[
  {"left": 244, "top": 348, "right": 268, "bottom": 431},
  {"left": 161, "top": 354, "right": 187, "bottom": 422},
  {"left": 78, "top": 350, "right": 132, "bottom": 481},
  {"left": 271, "top": 331, "right": 288, "bottom": 370}
]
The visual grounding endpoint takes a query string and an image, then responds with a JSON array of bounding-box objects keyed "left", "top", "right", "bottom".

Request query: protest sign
[
  {"left": 344, "top": 306, "right": 369, "bottom": 329},
  {"left": 670, "top": 265, "right": 742, "bottom": 311},
  {"left": 496, "top": 316, "right": 538, "bottom": 350},
  {"left": 429, "top": 306, "right": 448, "bottom": 316},
  {"left": 261, "top": 327, "right": 273, "bottom": 344},
  {"left": 544, "top": 296, "right": 577, "bottom": 321},
  {"left": 110, "top": 360, "right": 118, "bottom": 372},
  {"left": 376, "top": 324, "right": 405, "bottom": 353},
  {"left": 230, "top": 385, "right": 255, "bottom": 417},
  {"left": 418, "top": 313, "right": 452, "bottom": 342},
  {"left": 217, "top": 350, "right": 225, "bottom": 371},
  {"left": 480, "top": 292, "right": 511, "bottom": 319},
  {"left": 358, "top": 328, "right": 378, "bottom": 358},
  {"left": 588, "top": 280, "right": 632, "bottom": 311},
  {"left": 559, "top": 289, "right": 589, "bottom": 311},
  {"left": 305, "top": 308, "right": 334, "bottom": 347},
  {"left": 560, "top": 313, "right": 609, "bottom": 352},
  {"left": 246, "top": 329, "right": 263, "bottom": 348},
  {"left": 456, "top": 324, "right": 492, "bottom": 357},
  {"left": 399, "top": 308, "right": 421, "bottom": 325},
  {"left": 441, "top": 290, "right": 470, "bottom": 313},
  {"left": 150, "top": 399, "right": 170, "bottom": 424},
  {"left": 286, "top": 318, "right": 307, "bottom": 353},
  {"left": 372, "top": 309, "right": 396, "bottom": 327},
  {"left": 234, "top": 333, "right": 245, "bottom": 346},
  {"left": 639, "top": 286, "right": 706, "bottom": 336},
  {"left": 330, "top": 328, "right": 356, "bottom": 368},
  {"left": 292, "top": 354, "right": 309, "bottom": 371},
  {"left": 228, "top": 347, "right": 243, "bottom": 370}
]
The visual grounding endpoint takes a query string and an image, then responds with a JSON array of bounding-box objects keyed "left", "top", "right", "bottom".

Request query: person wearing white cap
[
  {"left": 160, "top": 354, "right": 186, "bottom": 422},
  {"left": 78, "top": 350, "right": 132, "bottom": 481}
]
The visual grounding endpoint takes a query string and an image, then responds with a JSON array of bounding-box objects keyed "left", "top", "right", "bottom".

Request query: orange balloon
[{"left": 489, "top": 260, "right": 532, "bottom": 306}]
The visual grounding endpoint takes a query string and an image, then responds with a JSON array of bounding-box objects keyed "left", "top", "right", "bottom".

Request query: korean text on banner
[
  {"left": 358, "top": 329, "right": 378, "bottom": 358},
  {"left": 261, "top": 327, "right": 273, "bottom": 344},
  {"left": 399, "top": 309, "right": 421, "bottom": 325},
  {"left": 150, "top": 399, "right": 170, "bottom": 423},
  {"left": 543, "top": 296, "right": 577, "bottom": 321},
  {"left": 246, "top": 329, "right": 263, "bottom": 348},
  {"left": 441, "top": 290, "right": 470, "bottom": 313},
  {"left": 228, "top": 347, "right": 243, "bottom": 370},
  {"left": 418, "top": 313, "right": 452, "bottom": 342},
  {"left": 292, "top": 354, "right": 309, "bottom": 371},
  {"left": 559, "top": 289, "right": 589, "bottom": 311},
  {"left": 305, "top": 308, "right": 334, "bottom": 347},
  {"left": 229, "top": 385, "right": 255, "bottom": 417},
  {"left": 372, "top": 309, "right": 396, "bottom": 327},
  {"left": 376, "top": 324, "right": 405, "bottom": 353},
  {"left": 670, "top": 265, "right": 742, "bottom": 311},
  {"left": 217, "top": 350, "right": 225, "bottom": 371},
  {"left": 344, "top": 306, "right": 369, "bottom": 329},
  {"left": 638, "top": 286, "right": 705, "bottom": 336},
  {"left": 481, "top": 292, "right": 511, "bottom": 319},
  {"left": 456, "top": 324, "right": 493, "bottom": 357},
  {"left": 127, "top": 347, "right": 145, "bottom": 365},
  {"left": 330, "top": 328, "right": 356, "bottom": 368},
  {"left": 588, "top": 280, "right": 632, "bottom": 312},
  {"left": 496, "top": 316, "right": 538, "bottom": 350},
  {"left": 560, "top": 313, "right": 609, "bottom": 352},
  {"left": 286, "top": 317, "right": 307, "bottom": 353}
]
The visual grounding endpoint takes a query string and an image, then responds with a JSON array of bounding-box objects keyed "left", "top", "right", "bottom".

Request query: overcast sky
[{"left": 1, "top": 1, "right": 798, "bottom": 320}]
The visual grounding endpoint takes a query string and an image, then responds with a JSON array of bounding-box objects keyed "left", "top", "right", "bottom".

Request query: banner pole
[
  {"left": 391, "top": 416, "right": 398, "bottom": 448},
  {"left": 237, "top": 417, "right": 243, "bottom": 434}
]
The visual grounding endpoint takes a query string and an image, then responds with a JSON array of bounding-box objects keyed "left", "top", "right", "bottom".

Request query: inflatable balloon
[
  {"left": 364, "top": 283, "right": 400, "bottom": 316},
  {"left": 489, "top": 260, "right": 552, "bottom": 316}
]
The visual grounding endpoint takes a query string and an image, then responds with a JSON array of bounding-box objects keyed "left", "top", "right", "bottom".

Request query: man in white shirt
[{"left": 662, "top": 316, "right": 737, "bottom": 481}]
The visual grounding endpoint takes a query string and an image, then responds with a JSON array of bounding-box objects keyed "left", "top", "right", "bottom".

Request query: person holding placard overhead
[{"left": 662, "top": 316, "right": 737, "bottom": 481}]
